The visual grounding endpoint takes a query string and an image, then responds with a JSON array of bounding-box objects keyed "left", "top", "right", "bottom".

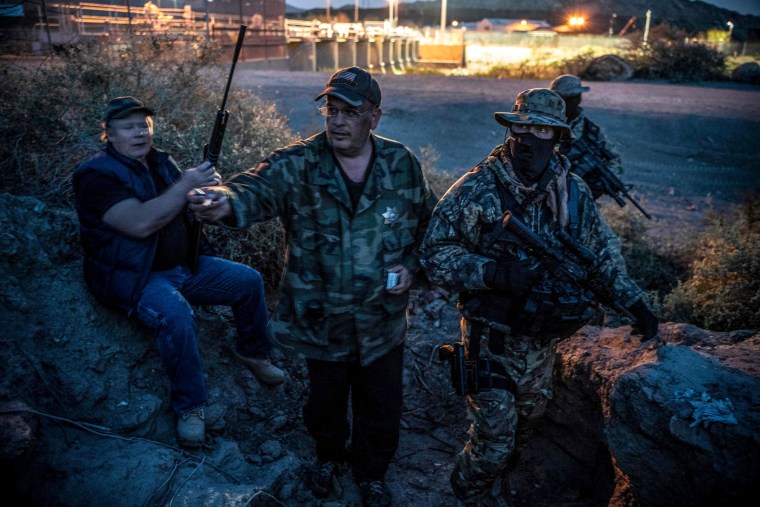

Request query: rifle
[
  {"left": 187, "top": 24, "right": 247, "bottom": 272},
  {"left": 565, "top": 133, "right": 652, "bottom": 220},
  {"left": 490, "top": 210, "right": 634, "bottom": 321}
]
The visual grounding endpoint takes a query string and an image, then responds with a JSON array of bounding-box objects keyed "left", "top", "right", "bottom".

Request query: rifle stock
[
  {"left": 187, "top": 24, "right": 247, "bottom": 272},
  {"left": 595, "top": 163, "right": 652, "bottom": 220},
  {"left": 572, "top": 136, "right": 652, "bottom": 220}
]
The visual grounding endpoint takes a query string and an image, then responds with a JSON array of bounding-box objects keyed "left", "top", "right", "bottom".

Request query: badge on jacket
[{"left": 382, "top": 207, "right": 398, "bottom": 225}]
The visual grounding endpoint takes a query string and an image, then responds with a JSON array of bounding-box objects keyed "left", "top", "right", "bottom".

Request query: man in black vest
[{"left": 73, "top": 96, "right": 285, "bottom": 447}]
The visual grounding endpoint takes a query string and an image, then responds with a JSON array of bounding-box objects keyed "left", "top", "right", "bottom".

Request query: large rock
[
  {"left": 731, "top": 61, "right": 760, "bottom": 85},
  {"left": 513, "top": 324, "right": 760, "bottom": 507},
  {"left": 583, "top": 54, "right": 635, "bottom": 82}
]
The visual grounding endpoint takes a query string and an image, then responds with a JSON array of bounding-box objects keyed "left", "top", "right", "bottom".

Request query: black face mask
[
  {"left": 509, "top": 132, "right": 556, "bottom": 184},
  {"left": 564, "top": 94, "right": 582, "bottom": 121}
]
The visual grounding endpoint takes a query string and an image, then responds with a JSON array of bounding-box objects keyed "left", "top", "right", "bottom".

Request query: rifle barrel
[{"left": 220, "top": 25, "right": 247, "bottom": 112}]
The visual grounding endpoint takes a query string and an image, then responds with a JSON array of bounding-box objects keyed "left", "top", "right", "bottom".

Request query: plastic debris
[{"left": 675, "top": 389, "right": 738, "bottom": 428}]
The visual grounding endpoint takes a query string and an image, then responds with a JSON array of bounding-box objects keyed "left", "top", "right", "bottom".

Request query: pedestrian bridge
[
  {"left": 285, "top": 19, "right": 420, "bottom": 73},
  {"left": 32, "top": 2, "right": 421, "bottom": 73}
]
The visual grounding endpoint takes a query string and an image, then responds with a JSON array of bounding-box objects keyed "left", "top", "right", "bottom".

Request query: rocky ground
[{"left": 1, "top": 72, "right": 759, "bottom": 506}]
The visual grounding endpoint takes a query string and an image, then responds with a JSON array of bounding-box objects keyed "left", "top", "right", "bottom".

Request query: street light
[
  {"left": 727, "top": 21, "right": 734, "bottom": 41},
  {"left": 609, "top": 13, "right": 617, "bottom": 37},
  {"left": 441, "top": 0, "right": 447, "bottom": 33},
  {"left": 643, "top": 9, "right": 652, "bottom": 47}
]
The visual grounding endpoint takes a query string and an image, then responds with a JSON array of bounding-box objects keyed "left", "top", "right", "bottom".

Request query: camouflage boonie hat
[
  {"left": 494, "top": 88, "right": 571, "bottom": 140},
  {"left": 549, "top": 74, "right": 590, "bottom": 97}
]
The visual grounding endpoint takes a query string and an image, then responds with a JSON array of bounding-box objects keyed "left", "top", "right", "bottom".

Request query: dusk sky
[{"left": 287, "top": 1, "right": 760, "bottom": 17}]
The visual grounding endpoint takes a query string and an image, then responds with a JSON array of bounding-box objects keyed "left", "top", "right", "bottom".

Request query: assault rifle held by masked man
[
  {"left": 438, "top": 209, "right": 648, "bottom": 396},
  {"left": 188, "top": 24, "right": 247, "bottom": 272},
  {"left": 563, "top": 135, "right": 652, "bottom": 220},
  {"left": 493, "top": 210, "right": 635, "bottom": 321},
  {"left": 439, "top": 209, "right": 638, "bottom": 396}
]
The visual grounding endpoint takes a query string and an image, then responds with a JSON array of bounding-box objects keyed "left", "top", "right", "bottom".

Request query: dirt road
[{"left": 237, "top": 69, "right": 760, "bottom": 225}]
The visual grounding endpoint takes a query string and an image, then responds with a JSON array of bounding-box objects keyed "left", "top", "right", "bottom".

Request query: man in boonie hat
[
  {"left": 419, "top": 89, "right": 658, "bottom": 505},
  {"left": 188, "top": 67, "right": 438, "bottom": 507}
]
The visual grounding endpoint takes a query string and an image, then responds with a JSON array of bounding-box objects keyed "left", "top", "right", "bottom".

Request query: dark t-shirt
[
  {"left": 77, "top": 162, "right": 189, "bottom": 271},
  {"left": 332, "top": 146, "right": 376, "bottom": 213}
]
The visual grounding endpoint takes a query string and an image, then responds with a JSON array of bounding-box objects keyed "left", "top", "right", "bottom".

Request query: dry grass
[{"left": 663, "top": 196, "right": 760, "bottom": 331}]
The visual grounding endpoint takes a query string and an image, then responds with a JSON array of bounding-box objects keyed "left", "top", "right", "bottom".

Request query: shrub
[
  {"left": 417, "top": 144, "right": 458, "bottom": 198},
  {"left": 600, "top": 202, "right": 689, "bottom": 313},
  {"left": 625, "top": 23, "right": 726, "bottom": 82},
  {"left": 0, "top": 35, "right": 295, "bottom": 289},
  {"left": 664, "top": 196, "right": 760, "bottom": 331}
]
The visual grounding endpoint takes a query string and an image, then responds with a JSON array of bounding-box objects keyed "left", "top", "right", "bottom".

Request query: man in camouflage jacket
[
  {"left": 189, "top": 67, "right": 438, "bottom": 507},
  {"left": 420, "top": 89, "right": 658, "bottom": 506}
]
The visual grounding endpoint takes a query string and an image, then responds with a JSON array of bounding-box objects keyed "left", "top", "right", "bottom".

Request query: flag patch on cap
[{"left": 332, "top": 71, "right": 358, "bottom": 88}]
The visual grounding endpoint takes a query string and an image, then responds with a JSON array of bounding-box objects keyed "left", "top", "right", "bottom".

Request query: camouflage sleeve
[
  {"left": 218, "top": 151, "right": 295, "bottom": 229},
  {"left": 420, "top": 172, "right": 496, "bottom": 292},
  {"left": 574, "top": 175, "right": 643, "bottom": 307}
]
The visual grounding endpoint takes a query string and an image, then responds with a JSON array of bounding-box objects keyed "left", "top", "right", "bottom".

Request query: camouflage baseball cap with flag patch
[
  {"left": 494, "top": 88, "right": 571, "bottom": 140},
  {"left": 315, "top": 66, "right": 382, "bottom": 107}
]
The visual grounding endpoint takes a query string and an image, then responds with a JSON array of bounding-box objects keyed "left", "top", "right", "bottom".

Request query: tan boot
[
  {"left": 177, "top": 407, "right": 205, "bottom": 447},
  {"left": 235, "top": 354, "right": 286, "bottom": 385}
]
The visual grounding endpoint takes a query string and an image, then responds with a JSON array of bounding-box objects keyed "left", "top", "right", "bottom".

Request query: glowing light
[
  {"left": 520, "top": 20, "right": 527, "bottom": 26},
  {"left": 568, "top": 16, "right": 585, "bottom": 27}
]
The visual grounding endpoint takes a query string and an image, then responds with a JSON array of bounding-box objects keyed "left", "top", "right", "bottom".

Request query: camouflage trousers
[{"left": 451, "top": 318, "right": 559, "bottom": 505}]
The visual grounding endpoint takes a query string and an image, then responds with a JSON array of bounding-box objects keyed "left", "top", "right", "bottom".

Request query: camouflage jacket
[
  {"left": 222, "top": 132, "right": 438, "bottom": 365},
  {"left": 420, "top": 144, "right": 643, "bottom": 328}
]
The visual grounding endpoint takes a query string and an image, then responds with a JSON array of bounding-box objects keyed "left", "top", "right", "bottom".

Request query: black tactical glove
[
  {"left": 483, "top": 260, "right": 540, "bottom": 297},
  {"left": 627, "top": 298, "right": 659, "bottom": 341}
]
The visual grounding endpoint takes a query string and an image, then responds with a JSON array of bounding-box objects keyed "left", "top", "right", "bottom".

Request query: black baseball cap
[
  {"left": 104, "top": 96, "right": 155, "bottom": 123},
  {"left": 315, "top": 67, "right": 381, "bottom": 107}
]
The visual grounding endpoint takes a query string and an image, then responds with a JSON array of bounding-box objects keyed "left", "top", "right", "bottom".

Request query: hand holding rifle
[{"left": 187, "top": 24, "right": 247, "bottom": 271}]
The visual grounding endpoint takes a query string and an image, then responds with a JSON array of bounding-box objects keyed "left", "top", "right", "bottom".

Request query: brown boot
[
  {"left": 177, "top": 407, "right": 205, "bottom": 447},
  {"left": 235, "top": 354, "right": 286, "bottom": 385}
]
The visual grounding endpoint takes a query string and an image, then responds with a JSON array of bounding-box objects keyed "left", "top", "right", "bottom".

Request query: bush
[
  {"left": 601, "top": 203, "right": 689, "bottom": 314},
  {"left": 664, "top": 196, "right": 760, "bottom": 331},
  {"left": 0, "top": 36, "right": 295, "bottom": 289},
  {"left": 625, "top": 23, "right": 726, "bottom": 82},
  {"left": 416, "top": 144, "right": 458, "bottom": 198}
]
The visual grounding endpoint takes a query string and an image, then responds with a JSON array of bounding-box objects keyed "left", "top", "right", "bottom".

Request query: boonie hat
[
  {"left": 549, "top": 74, "right": 590, "bottom": 97},
  {"left": 494, "top": 88, "right": 571, "bottom": 140},
  {"left": 315, "top": 66, "right": 381, "bottom": 107},
  {"left": 104, "top": 96, "right": 155, "bottom": 123}
]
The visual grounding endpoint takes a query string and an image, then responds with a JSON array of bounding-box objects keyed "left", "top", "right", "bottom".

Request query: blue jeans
[{"left": 135, "top": 255, "right": 270, "bottom": 414}]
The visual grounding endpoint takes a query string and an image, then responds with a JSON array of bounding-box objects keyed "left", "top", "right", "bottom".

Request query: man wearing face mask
[
  {"left": 420, "top": 88, "right": 658, "bottom": 506},
  {"left": 549, "top": 74, "right": 624, "bottom": 201}
]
